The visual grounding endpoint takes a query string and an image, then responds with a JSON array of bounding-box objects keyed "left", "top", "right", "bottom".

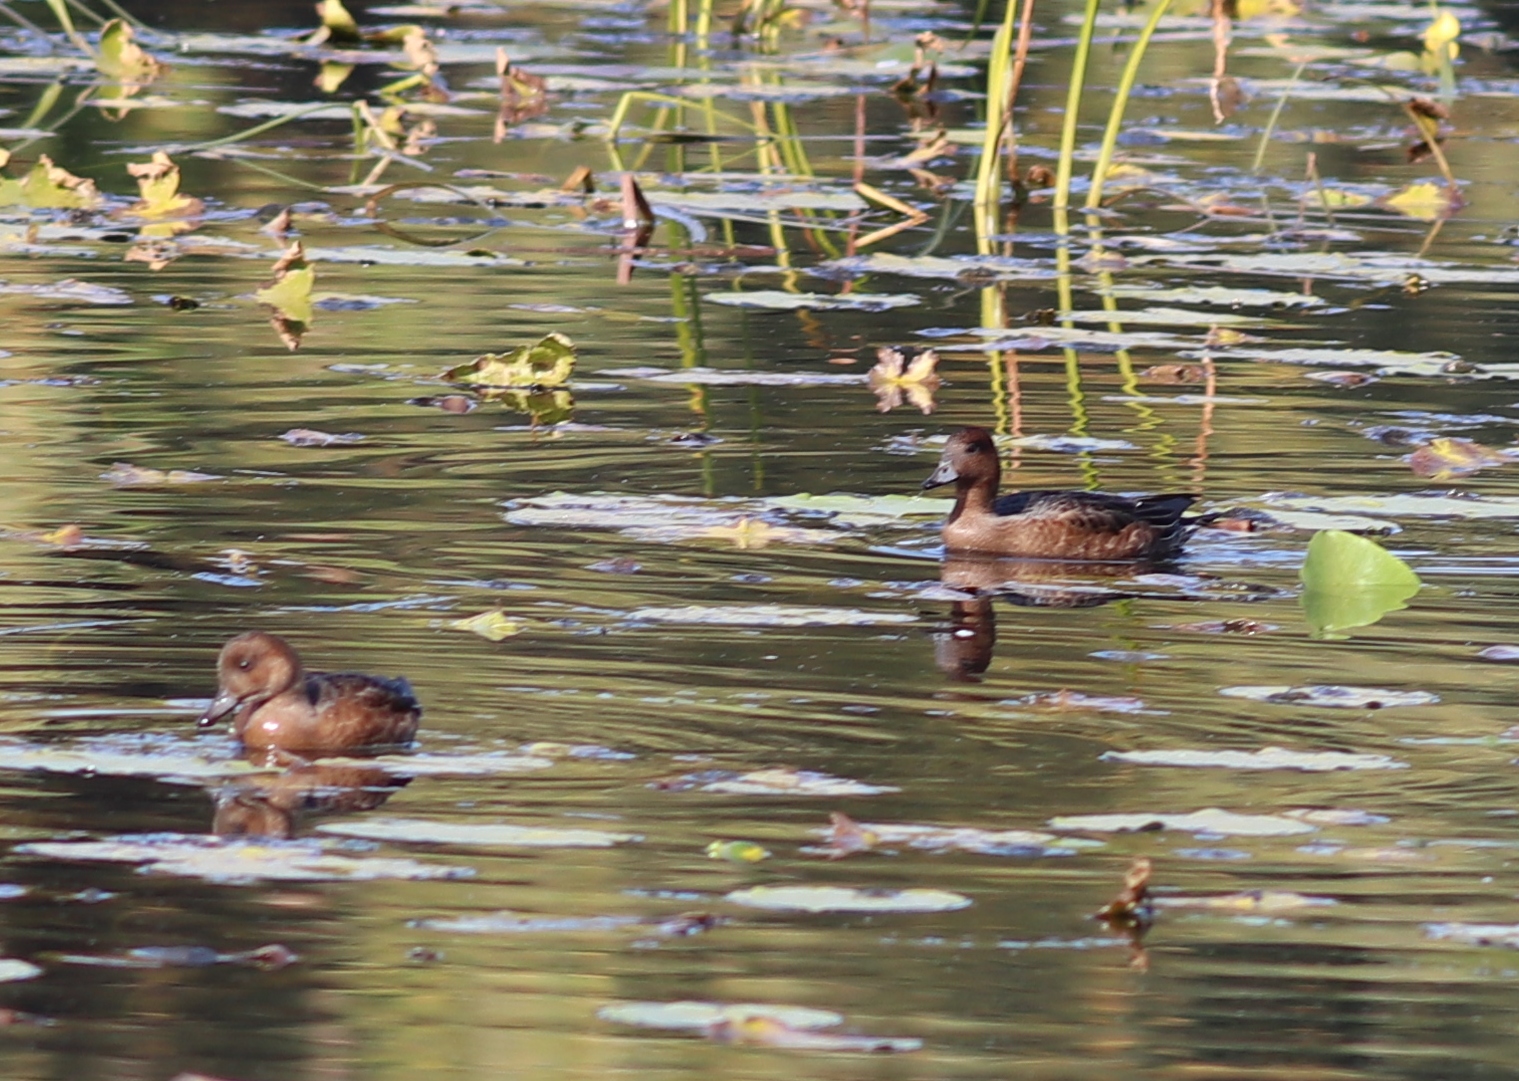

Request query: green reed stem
[
  {"left": 1251, "top": 59, "right": 1305, "bottom": 174},
  {"left": 1052, "top": 0, "right": 1101, "bottom": 220},
  {"left": 1085, "top": 0, "right": 1171, "bottom": 210},
  {"left": 972, "top": 0, "right": 1018, "bottom": 253},
  {"left": 174, "top": 102, "right": 345, "bottom": 152},
  {"left": 42, "top": 0, "right": 91, "bottom": 55}
]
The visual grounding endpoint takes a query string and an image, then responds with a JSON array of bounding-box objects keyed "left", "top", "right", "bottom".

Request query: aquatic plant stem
[
  {"left": 971, "top": 0, "right": 1019, "bottom": 254},
  {"left": 1251, "top": 60, "right": 1306, "bottom": 174},
  {"left": 1052, "top": 0, "right": 1101, "bottom": 222},
  {"left": 174, "top": 102, "right": 350, "bottom": 153},
  {"left": 1085, "top": 0, "right": 1172, "bottom": 211}
]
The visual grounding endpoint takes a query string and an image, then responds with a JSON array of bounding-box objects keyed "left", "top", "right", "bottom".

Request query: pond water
[{"left": 4, "top": 0, "right": 1519, "bottom": 1076}]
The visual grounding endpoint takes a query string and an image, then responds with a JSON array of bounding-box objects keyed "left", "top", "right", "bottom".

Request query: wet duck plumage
[
  {"left": 197, "top": 631, "right": 421, "bottom": 755},
  {"left": 922, "top": 427, "right": 1196, "bottom": 560}
]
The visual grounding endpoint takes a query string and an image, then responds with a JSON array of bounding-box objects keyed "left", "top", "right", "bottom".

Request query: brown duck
[
  {"left": 197, "top": 631, "right": 421, "bottom": 754},
  {"left": 922, "top": 427, "right": 1196, "bottom": 560}
]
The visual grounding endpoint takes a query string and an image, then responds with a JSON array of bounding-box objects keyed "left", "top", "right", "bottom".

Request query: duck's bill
[
  {"left": 197, "top": 692, "right": 240, "bottom": 728},
  {"left": 922, "top": 459, "right": 959, "bottom": 489}
]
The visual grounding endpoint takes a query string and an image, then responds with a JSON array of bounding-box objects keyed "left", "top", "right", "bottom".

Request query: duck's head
[
  {"left": 922, "top": 427, "right": 1000, "bottom": 490},
  {"left": 197, "top": 631, "right": 303, "bottom": 729}
]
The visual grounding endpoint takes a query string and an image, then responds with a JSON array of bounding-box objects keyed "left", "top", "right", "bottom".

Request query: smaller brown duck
[
  {"left": 922, "top": 427, "right": 1196, "bottom": 560},
  {"left": 197, "top": 631, "right": 421, "bottom": 755}
]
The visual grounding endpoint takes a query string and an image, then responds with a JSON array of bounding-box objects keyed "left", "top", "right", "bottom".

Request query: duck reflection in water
[
  {"left": 932, "top": 555, "right": 1166, "bottom": 680},
  {"left": 212, "top": 761, "right": 410, "bottom": 839},
  {"left": 197, "top": 631, "right": 422, "bottom": 838}
]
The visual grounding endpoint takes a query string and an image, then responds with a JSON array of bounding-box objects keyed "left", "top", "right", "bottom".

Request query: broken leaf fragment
[
  {"left": 96, "top": 19, "right": 163, "bottom": 83},
  {"left": 448, "top": 609, "right": 523, "bottom": 641},
  {"left": 126, "top": 152, "right": 203, "bottom": 220},
  {"left": 311, "top": 0, "right": 362, "bottom": 43},
  {"left": 1095, "top": 857, "right": 1153, "bottom": 930},
  {"left": 0, "top": 155, "right": 102, "bottom": 210},
  {"left": 442, "top": 333, "right": 575, "bottom": 389},
  {"left": 1406, "top": 437, "right": 1505, "bottom": 479},
  {"left": 1298, "top": 529, "right": 1421, "bottom": 637},
  {"left": 255, "top": 242, "right": 315, "bottom": 349}
]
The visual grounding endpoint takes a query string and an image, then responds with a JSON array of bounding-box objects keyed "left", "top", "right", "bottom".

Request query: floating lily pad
[
  {"left": 16, "top": 835, "right": 472, "bottom": 883},
  {"left": 725, "top": 885, "right": 972, "bottom": 913},
  {"left": 102, "top": 463, "right": 223, "bottom": 487},
  {"left": 805, "top": 818, "right": 1100, "bottom": 857},
  {"left": 1425, "top": 923, "right": 1519, "bottom": 948},
  {"left": 628, "top": 605, "right": 916, "bottom": 627},
  {"left": 655, "top": 768, "right": 899, "bottom": 796},
  {"left": 1154, "top": 891, "right": 1337, "bottom": 912},
  {"left": 598, "top": 1000, "right": 844, "bottom": 1031},
  {"left": 316, "top": 817, "right": 638, "bottom": 847},
  {"left": 1299, "top": 529, "right": 1421, "bottom": 636},
  {"left": 1102, "top": 747, "right": 1408, "bottom": 771},
  {"left": 647, "top": 189, "right": 866, "bottom": 215},
  {"left": 0, "top": 960, "right": 41, "bottom": 983},
  {"left": 0, "top": 737, "right": 264, "bottom": 783},
  {"left": 0, "top": 279, "right": 131, "bottom": 306},
  {"left": 314, "top": 753, "right": 554, "bottom": 776},
  {"left": 705, "top": 290, "right": 919, "bottom": 312},
  {"left": 634, "top": 369, "right": 867, "bottom": 387},
  {"left": 823, "top": 252, "right": 1057, "bottom": 282},
  {"left": 1219, "top": 685, "right": 1437, "bottom": 708},
  {"left": 416, "top": 912, "right": 657, "bottom": 934},
  {"left": 1263, "top": 492, "right": 1519, "bottom": 520},
  {"left": 1108, "top": 284, "right": 1325, "bottom": 308},
  {"left": 1048, "top": 809, "right": 1318, "bottom": 837}
]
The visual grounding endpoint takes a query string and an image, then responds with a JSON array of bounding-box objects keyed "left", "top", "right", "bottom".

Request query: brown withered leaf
[
  {"left": 811, "top": 811, "right": 881, "bottom": 859},
  {"left": 868, "top": 346, "right": 940, "bottom": 414},
  {"left": 1406, "top": 437, "right": 1507, "bottom": 480},
  {"left": 1096, "top": 856, "right": 1154, "bottom": 930},
  {"left": 1139, "top": 363, "right": 1206, "bottom": 384}
]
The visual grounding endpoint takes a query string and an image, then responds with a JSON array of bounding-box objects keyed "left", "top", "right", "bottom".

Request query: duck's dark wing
[
  {"left": 304, "top": 672, "right": 421, "bottom": 714},
  {"left": 993, "top": 490, "right": 1196, "bottom": 548}
]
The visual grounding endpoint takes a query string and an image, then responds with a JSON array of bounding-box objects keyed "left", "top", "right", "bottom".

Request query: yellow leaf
[
  {"left": 448, "top": 609, "right": 524, "bottom": 641},
  {"left": 1423, "top": 9, "right": 1460, "bottom": 56},
  {"left": 1407, "top": 437, "right": 1506, "bottom": 479},
  {"left": 442, "top": 333, "right": 577, "bottom": 388},
  {"left": 96, "top": 19, "right": 162, "bottom": 83},
  {"left": 1303, "top": 187, "right": 1372, "bottom": 209},
  {"left": 0, "top": 155, "right": 102, "bottom": 210},
  {"left": 1383, "top": 180, "right": 1462, "bottom": 221},
  {"left": 254, "top": 241, "right": 315, "bottom": 332},
  {"left": 314, "top": 0, "right": 361, "bottom": 42},
  {"left": 705, "top": 840, "right": 771, "bottom": 863},
  {"left": 126, "top": 151, "right": 202, "bottom": 218}
]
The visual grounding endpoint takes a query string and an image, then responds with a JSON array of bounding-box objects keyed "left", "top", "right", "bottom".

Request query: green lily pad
[
  {"left": 705, "top": 290, "right": 919, "bottom": 312},
  {"left": 1299, "top": 529, "right": 1421, "bottom": 637},
  {"left": 315, "top": 817, "right": 638, "bottom": 847},
  {"left": 725, "top": 885, "right": 972, "bottom": 913}
]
